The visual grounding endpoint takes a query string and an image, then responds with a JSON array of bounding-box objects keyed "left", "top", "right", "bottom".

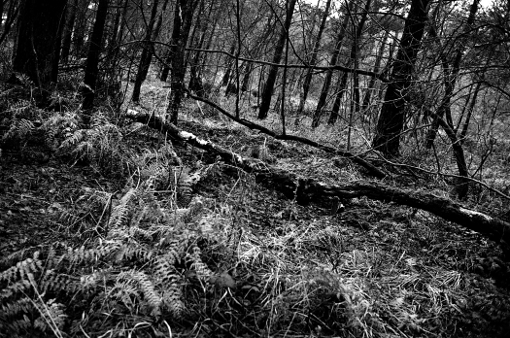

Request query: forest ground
[{"left": 1, "top": 77, "right": 510, "bottom": 337}]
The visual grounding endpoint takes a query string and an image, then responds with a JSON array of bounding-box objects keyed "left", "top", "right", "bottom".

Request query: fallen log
[
  {"left": 125, "top": 109, "right": 510, "bottom": 246},
  {"left": 185, "top": 90, "right": 388, "bottom": 179}
]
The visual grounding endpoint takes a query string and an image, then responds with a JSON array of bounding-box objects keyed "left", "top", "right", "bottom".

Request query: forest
[{"left": 1, "top": 0, "right": 510, "bottom": 336}]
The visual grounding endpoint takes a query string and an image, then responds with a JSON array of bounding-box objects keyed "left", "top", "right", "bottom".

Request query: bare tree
[
  {"left": 258, "top": 0, "right": 297, "bottom": 119},
  {"left": 372, "top": 0, "right": 431, "bottom": 157},
  {"left": 296, "top": 0, "right": 331, "bottom": 117},
  {"left": 131, "top": 0, "right": 162, "bottom": 102},
  {"left": 312, "top": 2, "right": 352, "bottom": 128}
]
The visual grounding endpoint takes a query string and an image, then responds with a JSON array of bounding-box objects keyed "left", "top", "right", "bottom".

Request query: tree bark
[
  {"left": 258, "top": 0, "right": 297, "bottom": 119},
  {"left": 72, "top": 0, "right": 91, "bottom": 58},
  {"left": 188, "top": 0, "right": 212, "bottom": 95},
  {"left": 165, "top": 0, "right": 200, "bottom": 124},
  {"left": 372, "top": 0, "right": 431, "bottom": 157},
  {"left": 61, "top": 0, "right": 78, "bottom": 63},
  {"left": 361, "top": 31, "right": 389, "bottom": 113},
  {"left": 13, "top": 0, "right": 68, "bottom": 89},
  {"left": 0, "top": 0, "right": 20, "bottom": 47},
  {"left": 297, "top": 0, "right": 331, "bottom": 117},
  {"left": 125, "top": 109, "right": 510, "bottom": 247},
  {"left": 82, "top": 0, "right": 109, "bottom": 117},
  {"left": 131, "top": 0, "right": 161, "bottom": 103},
  {"left": 312, "top": 4, "right": 351, "bottom": 128}
]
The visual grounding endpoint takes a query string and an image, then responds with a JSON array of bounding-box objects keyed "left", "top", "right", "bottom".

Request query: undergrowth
[{"left": 1, "top": 87, "right": 510, "bottom": 338}]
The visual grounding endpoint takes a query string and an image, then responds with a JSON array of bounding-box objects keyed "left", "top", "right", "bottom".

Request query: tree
[
  {"left": 82, "top": 0, "right": 109, "bottom": 120},
  {"left": 296, "top": 0, "right": 331, "bottom": 118},
  {"left": 424, "top": 0, "right": 480, "bottom": 148},
  {"left": 312, "top": 3, "right": 351, "bottom": 127},
  {"left": 372, "top": 0, "right": 432, "bottom": 157},
  {"left": 131, "top": 0, "right": 162, "bottom": 103},
  {"left": 165, "top": 0, "right": 200, "bottom": 124},
  {"left": 0, "top": 0, "right": 20, "bottom": 46},
  {"left": 13, "top": 0, "right": 68, "bottom": 91},
  {"left": 61, "top": 0, "right": 78, "bottom": 63},
  {"left": 258, "top": 0, "right": 297, "bottom": 120},
  {"left": 72, "top": 0, "right": 91, "bottom": 58}
]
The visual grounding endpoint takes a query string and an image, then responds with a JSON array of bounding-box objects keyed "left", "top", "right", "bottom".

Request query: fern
[
  {"left": 187, "top": 246, "right": 213, "bottom": 282},
  {"left": 131, "top": 271, "right": 162, "bottom": 310},
  {"left": 109, "top": 188, "right": 136, "bottom": 229},
  {"left": 2, "top": 118, "right": 35, "bottom": 144}
]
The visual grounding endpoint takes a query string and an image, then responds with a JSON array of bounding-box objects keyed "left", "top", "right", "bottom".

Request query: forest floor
[{"left": 1, "top": 79, "right": 510, "bottom": 337}]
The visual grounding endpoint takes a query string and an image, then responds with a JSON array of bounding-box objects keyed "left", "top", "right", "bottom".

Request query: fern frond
[
  {"left": 2, "top": 118, "right": 35, "bottom": 142},
  {"left": 0, "top": 297, "right": 33, "bottom": 318},
  {"left": 131, "top": 271, "right": 161, "bottom": 310},
  {"left": 109, "top": 188, "right": 136, "bottom": 229},
  {"left": 60, "top": 129, "right": 86, "bottom": 151},
  {"left": 186, "top": 246, "right": 213, "bottom": 281},
  {"left": 114, "top": 244, "right": 153, "bottom": 263},
  {"left": 0, "top": 279, "right": 31, "bottom": 299},
  {"left": 40, "top": 270, "right": 77, "bottom": 294},
  {"left": 0, "top": 256, "right": 42, "bottom": 284},
  {"left": 161, "top": 286, "right": 185, "bottom": 319},
  {"left": 33, "top": 299, "right": 67, "bottom": 332},
  {"left": 73, "top": 140, "right": 95, "bottom": 160},
  {"left": 176, "top": 168, "right": 194, "bottom": 207}
]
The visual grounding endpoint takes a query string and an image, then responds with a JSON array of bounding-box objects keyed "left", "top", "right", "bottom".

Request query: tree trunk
[
  {"left": 73, "top": 0, "right": 91, "bottom": 58},
  {"left": 328, "top": 69, "right": 349, "bottom": 125},
  {"left": 13, "top": 0, "right": 68, "bottom": 90},
  {"left": 459, "top": 81, "right": 482, "bottom": 143},
  {"left": 297, "top": 0, "right": 331, "bottom": 117},
  {"left": 188, "top": 0, "right": 212, "bottom": 94},
  {"left": 362, "top": 31, "right": 389, "bottom": 113},
  {"left": 221, "top": 43, "right": 236, "bottom": 87},
  {"left": 312, "top": 4, "right": 351, "bottom": 128},
  {"left": 131, "top": 0, "right": 160, "bottom": 103},
  {"left": 0, "top": 0, "right": 3, "bottom": 31},
  {"left": 372, "top": 0, "right": 431, "bottom": 158},
  {"left": 258, "top": 0, "right": 297, "bottom": 119},
  {"left": 165, "top": 0, "right": 199, "bottom": 124},
  {"left": 0, "top": 0, "right": 20, "bottom": 47},
  {"left": 241, "top": 62, "right": 253, "bottom": 92},
  {"left": 61, "top": 0, "right": 78, "bottom": 63},
  {"left": 82, "top": 0, "right": 109, "bottom": 117},
  {"left": 424, "top": 0, "right": 480, "bottom": 148},
  {"left": 328, "top": 0, "right": 372, "bottom": 131}
]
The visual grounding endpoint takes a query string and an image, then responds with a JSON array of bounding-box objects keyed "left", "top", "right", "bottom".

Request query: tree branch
[{"left": 185, "top": 90, "right": 388, "bottom": 179}]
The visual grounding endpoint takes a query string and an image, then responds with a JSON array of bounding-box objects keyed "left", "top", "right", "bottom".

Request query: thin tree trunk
[
  {"left": 459, "top": 81, "right": 482, "bottom": 143},
  {"left": 328, "top": 68, "right": 349, "bottom": 125},
  {"left": 189, "top": 0, "right": 213, "bottom": 94},
  {"left": 424, "top": 0, "right": 479, "bottom": 148},
  {"left": 221, "top": 43, "right": 236, "bottom": 87},
  {"left": 131, "top": 0, "right": 160, "bottom": 103},
  {"left": 362, "top": 31, "right": 389, "bottom": 112},
  {"left": 372, "top": 0, "right": 431, "bottom": 157},
  {"left": 347, "top": 0, "right": 371, "bottom": 144},
  {"left": 297, "top": 0, "right": 331, "bottom": 117},
  {"left": 82, "top": 0, "right": 109, "bottom": 117},
  {"left": 312, "top": 3, "right": 351, "bottom": 128},
  {"left": 258, "top": 0, "right": 297, "bottom": 119}
]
